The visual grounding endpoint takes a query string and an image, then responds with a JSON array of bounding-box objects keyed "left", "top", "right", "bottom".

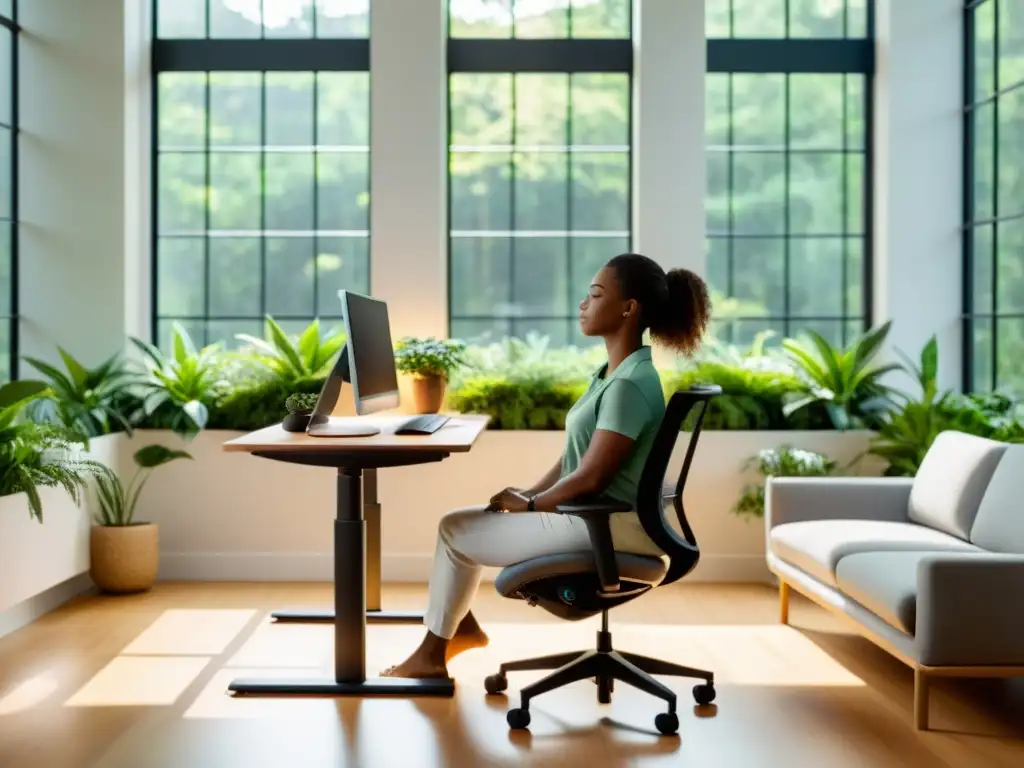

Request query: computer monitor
[{"left": 307, "top": 290, "right": 400, "bottom": 437}]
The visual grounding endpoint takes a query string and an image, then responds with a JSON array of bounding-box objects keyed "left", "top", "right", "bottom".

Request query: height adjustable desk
[{"left": 222, "top": 413, "right": 489, "bottom": 697}]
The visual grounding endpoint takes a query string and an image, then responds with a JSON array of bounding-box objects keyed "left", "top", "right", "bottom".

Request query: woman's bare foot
[
  {"left": 381, "top": 612, "right": 490, "bottom": 678},
  {"left": 446, "top": 613, "right": 490, "bottom": 662},
  {"left": 380, "top": 653, "right": 450, "bottom": 680}
]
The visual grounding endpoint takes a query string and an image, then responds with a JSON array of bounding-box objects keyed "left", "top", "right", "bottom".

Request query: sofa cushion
[
  {"left": 769, "top": 520, "right": 981, "bottom": 586},
  {"left": 908, "top": 431, "right": 1007, "bottom": 540},
  {"left": 835, "top": 551, "right": 925, "bottom": 635},
  {"left": 970, "top": 445, "right": 1024, "bottom": 554}
]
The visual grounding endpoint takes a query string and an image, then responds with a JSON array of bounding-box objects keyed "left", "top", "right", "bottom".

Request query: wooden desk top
[{"left": 222, "top": 414, "right": 490, "bottom": 455}]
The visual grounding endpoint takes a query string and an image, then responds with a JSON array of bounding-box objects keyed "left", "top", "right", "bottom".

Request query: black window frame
[
  {"left": 445, "top": 5, "right": 635, "bottom": 344},
  {"left": 150, "top": 1, "right": 371, "bottom": 346},
  {"left": 962, "top": 0, "right": 1023, "bottom": 392},
  {"left": 707, "top": 0, "right": 876, "bottom": 345},
  {"left": 1, "top": 0, "right": 18, "bottom": 380}
]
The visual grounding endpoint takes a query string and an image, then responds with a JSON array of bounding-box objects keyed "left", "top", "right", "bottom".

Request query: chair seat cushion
[
  {"left": 494, "top": 551, "right": 667, "bottom": 598},
  {"left": 769, "top": 520, "right": 981, "bottom": 587},
  {"left": 835, "top": 551, "right": 927, "bottom": 635}
]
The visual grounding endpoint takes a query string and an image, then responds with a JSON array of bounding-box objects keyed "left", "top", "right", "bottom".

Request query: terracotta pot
[
  {"left": 410, "top": 374, "right": 446, "bottom": 414},
  {"left": 90, "top": 523, "right": 159, "bottom": 594}
]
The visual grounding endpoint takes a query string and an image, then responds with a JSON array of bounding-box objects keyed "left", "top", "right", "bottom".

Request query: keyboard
[{"left": 394, "top": 413, "right": 451, "bottom": 436}]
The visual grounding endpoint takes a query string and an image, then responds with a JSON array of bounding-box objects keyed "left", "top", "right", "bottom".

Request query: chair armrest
[
  {"left": 555, "top": 498, "right": 634, "bottom": 594},
  {"left": 765, "top": 477, "right": 913, "bottom": 530},
  {"left": 916, "top": 553, "right": 1024, "bottom": 666}
]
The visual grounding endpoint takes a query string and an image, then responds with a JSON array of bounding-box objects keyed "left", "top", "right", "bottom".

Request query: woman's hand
[{"left": 488, "top": 488, "right": 531, "bottom": 513}]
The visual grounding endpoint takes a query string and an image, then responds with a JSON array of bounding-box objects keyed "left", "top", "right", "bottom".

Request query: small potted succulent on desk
[
  {"left": 393, "top": 336, "right": 466, "bottom": 414},
  {"left": 90, "top": 445, "right": 191, "bottom": 594},
  {"left": 282, "top": 392, "right": 320, "bottom": 432}
]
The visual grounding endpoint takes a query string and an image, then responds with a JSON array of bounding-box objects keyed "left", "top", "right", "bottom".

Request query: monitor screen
[{"left": 343, "top": 291, "right": 399, "bottom": 406}]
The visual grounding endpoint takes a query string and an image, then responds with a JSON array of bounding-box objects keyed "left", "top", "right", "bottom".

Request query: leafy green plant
[
  {"left": 734, "top": 446, "right": 837, "bottom": 519},
  {"left": 93, "top": 445, "right": 192, "bottom": 526},
  {"left": 393, "top": 337, "right": 467, "bottom": 378},
  {"left": 868, "top": 335, "right": 1024, "bottom": 476},
  {"left": 208, "top": 376, "right": 324, "bottom": 432},
  {"left": 129, "top": 323, "right": 228, "bottom": 437},
  {"left": 664, "top": 361, "right": 832, "bottom": 431},
  {"left": 447, "top": 376, "right": 587, "bottom": 430},
  {"left": 236, "top": 317, "right": 344, "bottom": 384},
  {"left": 450, "top": 333, "right": 603, "bottom": 390},
  {"left": 285, "top": 392, "right": 320, "bottom": 415},
  {"left": 23, "top": 348, "right": 135, "bottom": 439},
  {"left": 0, "top": 380, "right": 105, "bottom": 522},
  {"left": 782, "top": 321, "right": 900, "bottom": 430},
  {"left": 447, "top": 334, "right": 598, "bottom": 429}
]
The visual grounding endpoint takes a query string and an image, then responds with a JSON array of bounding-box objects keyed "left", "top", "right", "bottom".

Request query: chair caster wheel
[
  {"left": 693, "top": 683, "right": 716, "bottom": 705},
  {"left": 507, "top": 707, "right": 531, "bottom": 729},
  {"left": 655, "top": 712, "right": 679, "bottom": 735},
  {"left": 485, "top": 674, "right": 507, "bottom": 695}
]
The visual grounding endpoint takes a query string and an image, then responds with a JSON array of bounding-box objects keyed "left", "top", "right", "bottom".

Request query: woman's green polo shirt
[{"left": 560, "top": 346, "right": 666, "bottom": 505}]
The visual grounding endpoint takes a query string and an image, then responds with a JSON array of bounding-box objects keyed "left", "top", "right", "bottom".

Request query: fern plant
[
  {"left": 236, "top": 317, "right": 345, "bottom": 384},
  {"left": 93, "top": 445, "right": 192, "bottom": 526},
  {"left": 0, "top": 381, "right": 106, "bottom": 522}
]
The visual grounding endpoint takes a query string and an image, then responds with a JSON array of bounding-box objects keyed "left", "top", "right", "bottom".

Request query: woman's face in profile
[{"left": 579, "top": 266, "right": 626, "bottom": 337}]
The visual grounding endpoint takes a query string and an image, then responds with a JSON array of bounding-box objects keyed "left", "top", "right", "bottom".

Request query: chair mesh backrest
[{"left": 635, "top": 388, "right": 716, "bottom": 586}]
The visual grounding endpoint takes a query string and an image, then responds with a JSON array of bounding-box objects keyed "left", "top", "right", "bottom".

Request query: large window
[
  {"left": 447, "top": 0, "right": 633, "bottom": 346},
  {"left": 1, "top": 1, "right": 17, "bottom": 380},
  {"left": 964, "top": 0, "right": 1024, "bottom": 393},
  {"left": 706, "top": 0, "right": 873, "bottom": 347},
  {"left": 153, "top": 0, "right": 370, "bottom": 349}
]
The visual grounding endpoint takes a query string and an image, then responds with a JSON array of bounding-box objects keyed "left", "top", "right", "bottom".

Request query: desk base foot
[
  {"left": 228, "top": 676, "right": 454, "bottom": 697},
  {"left": 270, "top": 609, "right": 424, "bottom": 624}
]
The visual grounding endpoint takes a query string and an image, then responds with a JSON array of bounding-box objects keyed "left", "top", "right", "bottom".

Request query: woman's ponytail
[{"left": 606, "top": 253, "right": 711, "bottom": 357}]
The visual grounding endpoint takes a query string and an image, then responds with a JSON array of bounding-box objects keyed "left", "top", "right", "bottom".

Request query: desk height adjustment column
[
  {"left": 334, "top": 468, "right": 366, "bottom": 682},
  {"left": 364, "top": 468, "right": 425, "bottom": 623}
]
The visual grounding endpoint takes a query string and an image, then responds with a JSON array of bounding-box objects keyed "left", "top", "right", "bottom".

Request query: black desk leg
[
  {"left": 269, "top": 468, "right": 425, "bottom": 625},
  {"left": 229, "top": 468, "right": 454, "bottom": 697}
]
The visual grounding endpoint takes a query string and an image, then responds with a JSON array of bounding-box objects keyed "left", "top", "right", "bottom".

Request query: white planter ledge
[
  {"left": 129, "top": 428, "right": 879, "bottom": 585},
  {"left": 0, "top": 434, "right": 120, "bottom": 638}
]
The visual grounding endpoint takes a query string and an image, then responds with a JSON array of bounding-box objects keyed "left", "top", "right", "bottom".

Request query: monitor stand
[{"left": 307, "top": 419, "right": 381, "bottom": 438}]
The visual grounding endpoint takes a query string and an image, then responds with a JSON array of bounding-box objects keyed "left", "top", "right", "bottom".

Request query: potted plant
[
  {"left": 393, "top": 337, "right": 466, "bottom": 414},
  {"left": 734, "top": 445, "right": 837, "bottom": 519},
  {"left": 90, "top": 445, "right": 191, "bottom": 594},
  {"left": 282, "top": 392, "right": 320, "bottom": 432}
]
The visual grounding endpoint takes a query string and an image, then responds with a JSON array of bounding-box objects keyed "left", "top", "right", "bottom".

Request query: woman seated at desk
[{"left": 382, "top": 253, "right": 711, "bottom": 680}]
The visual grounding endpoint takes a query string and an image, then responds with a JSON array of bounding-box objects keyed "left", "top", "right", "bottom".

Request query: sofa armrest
[
  {"left": 765, "top": 477, "right": 913, "bottom": 530},
  {"left": 916, "top": 553, "right": 1024, "bottom": 666}
]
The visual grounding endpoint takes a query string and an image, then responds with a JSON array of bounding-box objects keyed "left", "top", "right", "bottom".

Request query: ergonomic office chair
[{"left": 483, "top": 386, "right": 721, "bottom": 736}]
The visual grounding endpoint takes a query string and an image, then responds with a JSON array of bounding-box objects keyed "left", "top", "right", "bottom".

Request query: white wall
[
  {"left": 873, "top": 0, "right": 963, "bottom": 388},
  {"left": 369, "top": 0, "right": 448, "bottom": 340},
  {"left": 17, "top": 0, "right": 147, "bottom": 369}
]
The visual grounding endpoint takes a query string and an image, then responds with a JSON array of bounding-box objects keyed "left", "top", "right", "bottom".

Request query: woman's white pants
[{"left": 423, "top": 505, "right": 664, "bottom": 639}]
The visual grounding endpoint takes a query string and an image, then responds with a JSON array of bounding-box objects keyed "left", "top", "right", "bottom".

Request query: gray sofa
[{"left": 765, "top": 430, "right": 1024, "bottom": 730}]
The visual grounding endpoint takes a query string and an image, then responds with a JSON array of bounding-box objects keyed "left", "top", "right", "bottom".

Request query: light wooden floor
[{"left": 0, "top": 583, "right": 1022, "bottom": 768}]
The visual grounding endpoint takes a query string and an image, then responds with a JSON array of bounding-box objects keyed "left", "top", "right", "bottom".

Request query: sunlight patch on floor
[
  {"left": 121, "top": 609, "right": 257, "bottom": 656},
  {"left": 65, "top": 657, "right": 211, "bottom": 707},
  {"left": 0, "top": 674, "right": 59, "bottom": 714}
]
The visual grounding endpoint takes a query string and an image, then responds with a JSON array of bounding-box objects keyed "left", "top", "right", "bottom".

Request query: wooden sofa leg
[
  {"left": 913, "top": 668, "right": 929, "bottom": 730},
  {"left": 779, "top": 580, "right": 790, "bottom": 625}
]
